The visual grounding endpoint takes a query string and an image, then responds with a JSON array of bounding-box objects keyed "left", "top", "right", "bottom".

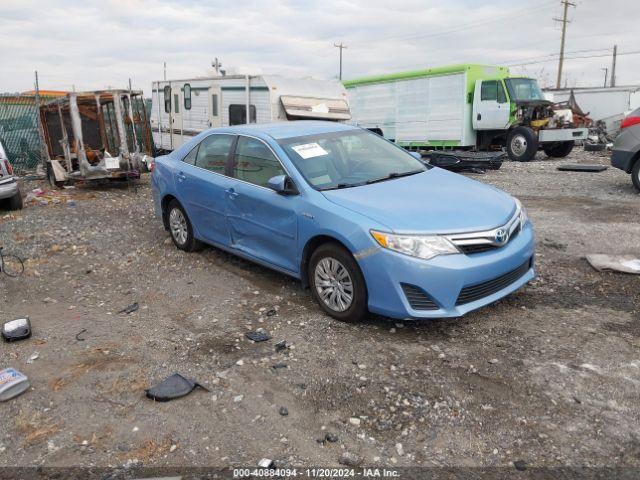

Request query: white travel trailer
[{"left": 151, "top": 75, "right": 351, "bottom": 151}]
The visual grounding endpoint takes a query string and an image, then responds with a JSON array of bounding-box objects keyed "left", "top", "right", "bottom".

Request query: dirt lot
[{"left": 0, "top": 148, "right": 638, "bottom": 474}]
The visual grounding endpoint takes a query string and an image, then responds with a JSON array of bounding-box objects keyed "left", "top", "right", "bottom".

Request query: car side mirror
[
  {"left": 409, "top": 151, "right": 422, "bottom": 161},
  {"left": 268, "top": 174, "right": 299, "bottom": 195}
]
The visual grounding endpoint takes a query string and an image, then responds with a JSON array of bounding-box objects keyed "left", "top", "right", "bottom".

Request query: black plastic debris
[
  {"left": 245, "top": 330, "right": 271, "bottom": 342},
  {"left": 275, "top": 340, "right": 289, "bottom": 352},
  {"left": 145, "top": 374, "right": 208, "bottom": 402},
  {"left": 118, "top": 302, "right": 139, "bottom": 315},
  {"left": 279, "top": 406, "right": 289, "bottom": 416},
  {"left": 324, "top": 432, "right": 339, "bottom": 443},
  {"left": 271, "top": 362, "right": 288, "bottom": 370},
  {"left": 266, "top": 309, "right": 277, "bottom": 317},
  {"left": 2, "top": 318, "right": 32, "bottom": 342},
  {"left": 513, "top": 460, "right": 527, "bottom": 471},
  {"left": 427, "top": 150, "right": 504, "bottom": 172},
  {"left": 557, "top": 164, "right": 608, "bottom": 172},
  {"left": 75, "top": 328, "right": 87, "bottom": 342}
]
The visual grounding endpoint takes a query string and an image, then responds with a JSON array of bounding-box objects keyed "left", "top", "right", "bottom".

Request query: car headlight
[
  {"left": 514, "top": 198, "right": 528, "bottom": 229},
  {"left": 370, "top": 230, "right": 460, "bottom": 260}
]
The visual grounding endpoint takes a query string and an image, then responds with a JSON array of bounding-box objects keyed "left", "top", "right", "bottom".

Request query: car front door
[
  {"left": 473, "top": 79, "right": 510, "bottom": 130},
  {"left": 174, "top": 133, "right": 236, "bottom": 246},
  {"left": 225, "top": 135, "right": 299, "bottom": 273}
]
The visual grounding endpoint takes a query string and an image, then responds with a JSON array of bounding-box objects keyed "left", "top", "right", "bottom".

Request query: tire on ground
[
  {"left": 584, "top": 142, "right": 606, "bottom": 152},
  {"left": 506, "top": 126, "right": 538, "bottom": 162},
  {"left": 166, "top": 199, "right": 202, "bottom": 252},
  {"left": 543, "top": 141, "right": 574, "bottom": 158},
  {"left": 632, "top": 159, "right": 640, "bottom": 192},
  {"left": 308, "top": 242, "right": 368, "bottom": 322}
]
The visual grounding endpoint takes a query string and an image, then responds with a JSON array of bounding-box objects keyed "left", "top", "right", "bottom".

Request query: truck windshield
[
  {"left": 505, "top": 78, "right": 545, "bottom": 101},
  {"left": 278, "top": 129, "right": 427, "bottom": 191}
]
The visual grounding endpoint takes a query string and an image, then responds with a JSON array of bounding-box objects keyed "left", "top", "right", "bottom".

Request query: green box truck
[{"left": 344, "top": 64, "right": 588, "bottom": 162}]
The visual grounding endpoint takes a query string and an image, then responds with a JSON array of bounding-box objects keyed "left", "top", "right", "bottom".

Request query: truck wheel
[
  {"left": 8, "top": 190, "right": 23, "bottom": 210},
  {"left": 507, "top": 127, "right": 538, "bottom": 162},
  {"left": 543, "top": 141, "right": 574, "bottom": 158},
  {"left": 632, "top": 160, "right": 640, "bottom": 192}
]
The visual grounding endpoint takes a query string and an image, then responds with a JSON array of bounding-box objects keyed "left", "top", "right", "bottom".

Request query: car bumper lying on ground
[
  {"left": 359, "top": 223, "right": 535, "bottom": 319},
  {"left": 0, "top": 178, "right": 19, "bottom": 200}
]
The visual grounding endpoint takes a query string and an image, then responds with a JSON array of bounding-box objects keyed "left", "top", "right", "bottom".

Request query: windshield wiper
[
  {"left": 365, "top": 169, "right": 424, "bottom": 185},
  {"left": 319, "top": 182, "right": 366, "bottom": 191}
]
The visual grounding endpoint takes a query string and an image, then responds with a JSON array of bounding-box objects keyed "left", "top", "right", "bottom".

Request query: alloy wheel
[
  {"left": 169, "top": 208, "right": 188, "bottom": 246},
  {"left": 314, "top": 257, "right": 354, "bottom": 312}
]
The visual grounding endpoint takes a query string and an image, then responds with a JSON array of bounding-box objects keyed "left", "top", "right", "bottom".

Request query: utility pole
[
  {"left": 554, "top": 0, "right": 575, "bottom": 89},
  {"left": 163, "top": 62, "right": 166, "bottom": 81},
  {"left": 212, "top": 57, "right": 222, "bottom": 76},
  {"left": 334, "top": 42, "right": 347, "bottom": 81},
  {"left": 601, "top": 68, "right": 608, "bottom": 87},
  {"left": 610, "top": 45, "right": 617, "bottom": 87}
]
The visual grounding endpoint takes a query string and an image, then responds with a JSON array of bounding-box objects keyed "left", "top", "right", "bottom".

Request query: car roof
[{"left": 211, "top": 121, "right": 360, "bottom": 140}]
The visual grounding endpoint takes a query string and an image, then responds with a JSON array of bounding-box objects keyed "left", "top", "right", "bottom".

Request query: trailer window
[
  {"left": 174, "top": 94, "right": 180, "bottom": 114},
  {"left": 163, "top": 86, "right": 171, "bottom": 113},
  {"left": 184, "top": 84, "right": 192, "bottom": 110},
  {"left": 229, "top": 105, "right": 257, "bottom": 125},
  {"left": 212, "top": 94, "right": 219, "bottom": 116}
]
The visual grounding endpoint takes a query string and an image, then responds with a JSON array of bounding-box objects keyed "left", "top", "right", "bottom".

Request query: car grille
[
  {"left": 457, "top": 224, "right": 521, "bottom": 255},
  {"left": 455, "top": 258, "right": 532, "bottom": 306},
  {"left": 401, "top": 283, "right": 439, "bottom": 310}
]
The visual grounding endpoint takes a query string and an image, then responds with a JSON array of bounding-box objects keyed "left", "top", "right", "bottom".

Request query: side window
[
  {"left": 195, "top": 134, "right": 234, "bottom": 174},
  {"left": 174, "top": 94, "right": 180, "bottom": 113},
  {"left": 233, "top": 136, "right": 284, "bottom": 188},
  {"left": 481, "top": 81, "right": 498, "bottom": 101},
  {"left": 163, "top": 86, "right": 171, "bottom": 113},
  {"left": 497, "top": 82, "right": 507, "bottom": 104},
  {"left": 212, "top": 94, "right": 218, "bottom": 116},
  {"left": 184, "top": 84, "right": 192, "bottom": 110},
  {"left": 229, "top": 105, "right": 257, "bottom": 126},
  {"left": 182, "top": 144, "right": 199, "bottom": 165}
]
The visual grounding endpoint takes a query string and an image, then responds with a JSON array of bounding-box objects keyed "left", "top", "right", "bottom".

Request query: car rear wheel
[
  {"left": 543, "top": 141, "right": 574, "bottom": 158},
  {"left": 7, "top": 190, "right": 23, "bottom": 211},
  {"left": 632, "top": 160, "right": 640, "bottom": 192},
  {"left": 506, "top": 126, "right": 538, "bottom": 162},
  {"left": 167, "top": 200, "right": 202, "bottom": 252},
  {"left": 309, "top": 242, "right": 368, "bottom": 322}
]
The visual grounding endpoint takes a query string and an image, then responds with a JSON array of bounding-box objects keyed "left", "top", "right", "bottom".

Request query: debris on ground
[
  {"left": 258, "top": 458, "right": 274, "bottom": 468},
  {"left": 513, "top": 460, "right": 528, "bottom": 471},
  {"left": 75, "top": 328, "right": 87, "bottom": 341},
  {"left": 557, "top": 164, "right": 608, "bottom": 172},
  {"left": 245, "top": 330, "right": 271, "bottom": 342},
  {"left": 0, "top": 368, "right": 30, "bottom": 401},
  {"left": 144, "top": 374, "right": 208, "bottom": 402},
  {"left": 324, "top": 432, "right": 338, "bottom": 443},
  {"left": 338, "top": 451, "right": 363, "bottom": 467},
  {"left": 271, "top": 362, "right": 287, "bottom": 370},
  {"left": 26, "top": 352, "right": 39, "bottom": 364},
  {"left": 279, "top": 406, "right": 288, "bottom": 416},
  {"left": 2, "top": 317, "right": 32, "bottom": 342},
  {"left": 586, "top": 255, "right": 640, "bottom": 274},
  {"left": 275, "top": 340, "right": 290, "bottom": 353},
  {"left": 118, "top": 302, "right": 139, "bottom": 315}
]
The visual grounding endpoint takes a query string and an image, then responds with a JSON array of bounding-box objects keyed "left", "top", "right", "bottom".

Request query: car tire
[
  {"left": 7, "top": 190, "right": 23, "bottom": 211},
  {"left": 632, "top": 160, "right": 640, "bottom": 192},
  {"left": 308, "top": 242, "right": 368, "bottom": 322},
  {"left": 543, "top": 141, "right": 574, "bottom": 158},
  {"left": 506, "top": 127, "right": 538, "bottom": 162},
  {"left": 166, "top": 199, "right": 202, "bottom": 252}
]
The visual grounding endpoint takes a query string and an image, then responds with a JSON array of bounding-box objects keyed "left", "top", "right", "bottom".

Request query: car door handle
[
  {"left": 177, "top": 171, "right": 186, "bottom": 182},
  {"left": 226, "top": 187, "right": 239, "bottom": 199}
]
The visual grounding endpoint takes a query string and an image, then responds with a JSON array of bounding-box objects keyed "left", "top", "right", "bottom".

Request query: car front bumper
[
  {"left": 358, "top": 222, "right": 535, "bottom": 319},
  {"left": 0, "top": 178, "right": 19, "bottom": 200}
]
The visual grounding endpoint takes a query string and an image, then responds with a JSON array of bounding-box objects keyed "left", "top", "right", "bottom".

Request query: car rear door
[
  {"left": 225, "top": 135, "right": 299, "bottom": 273},
  {"left": 174, "top": 133, "right": 236, "bottom": 246}
]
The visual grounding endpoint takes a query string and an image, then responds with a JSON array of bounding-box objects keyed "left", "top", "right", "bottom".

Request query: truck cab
[{"left": 472, "top": 76, "right": 588, "bottom": 162}]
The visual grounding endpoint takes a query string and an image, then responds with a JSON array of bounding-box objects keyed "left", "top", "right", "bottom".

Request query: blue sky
[{"left": 0, "top": 0, "right": 637, "bottom": 94}]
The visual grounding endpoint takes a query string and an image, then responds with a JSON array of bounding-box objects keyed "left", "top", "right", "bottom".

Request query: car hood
[{"left": 321, "top": 168, "right": 516, "bottom": 233}]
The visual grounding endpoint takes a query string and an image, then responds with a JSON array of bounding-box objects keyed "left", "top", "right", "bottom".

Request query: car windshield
[
  {"left": 278, "top": 129, "right": 427, "bottom": 191},
  {"left": 505, "top": 78, "right": 545, "bottom": 101}
]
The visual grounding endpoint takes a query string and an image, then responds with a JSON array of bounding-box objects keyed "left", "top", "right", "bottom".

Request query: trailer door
[
  {"left": 473, "top": 80, "right": 510, "bottom": 130},
  {"left": 170, "top": 81, "right": 184, "bottom": 148},
  {"left": 209, "top": 85, "right": 222, "bottom": 128}
]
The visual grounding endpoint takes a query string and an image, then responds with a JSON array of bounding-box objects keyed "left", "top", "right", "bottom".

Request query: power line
[
  {"left": 506, "top": 49, "right": 640, "bottom": 67},
  {"left": 502, "top": 48, "right": 612, "bottom": 66}
]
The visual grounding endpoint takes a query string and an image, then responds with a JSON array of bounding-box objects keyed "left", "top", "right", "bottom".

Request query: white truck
[
  {"left": 151, "top": 74, "right": 351, "bottom": 152},
  {"left": 344, "top": 64, "right": 588, "bottom": 162}
]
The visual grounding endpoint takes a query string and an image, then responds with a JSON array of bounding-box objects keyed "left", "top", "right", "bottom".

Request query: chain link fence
[{"left": 0, "top": 93, "right": 48, "bottom": 175}]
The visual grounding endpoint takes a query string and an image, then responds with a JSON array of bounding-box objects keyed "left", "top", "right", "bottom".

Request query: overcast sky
[{"left": 1, "top": 0, "right": 638, "bottom": 95}]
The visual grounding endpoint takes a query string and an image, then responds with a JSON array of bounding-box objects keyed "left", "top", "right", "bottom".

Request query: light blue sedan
[{"left": 151, "top": 121, "right": 535, "bottom": 321}]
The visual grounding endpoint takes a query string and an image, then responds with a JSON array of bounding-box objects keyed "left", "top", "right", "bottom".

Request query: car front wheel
[
  {"left": 632, "top": 160, "right": 640, "bottom": 192},
  {"left": 167, "top": 200, "right": 202, "bottom": 252},
  {"left": 309, "top": 242, "right": 368, "bottom": 322}
]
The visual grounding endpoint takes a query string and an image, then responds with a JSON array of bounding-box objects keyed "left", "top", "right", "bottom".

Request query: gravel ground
[{"left": 0, "top": 147, "right": 638, "bottom": 473}]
